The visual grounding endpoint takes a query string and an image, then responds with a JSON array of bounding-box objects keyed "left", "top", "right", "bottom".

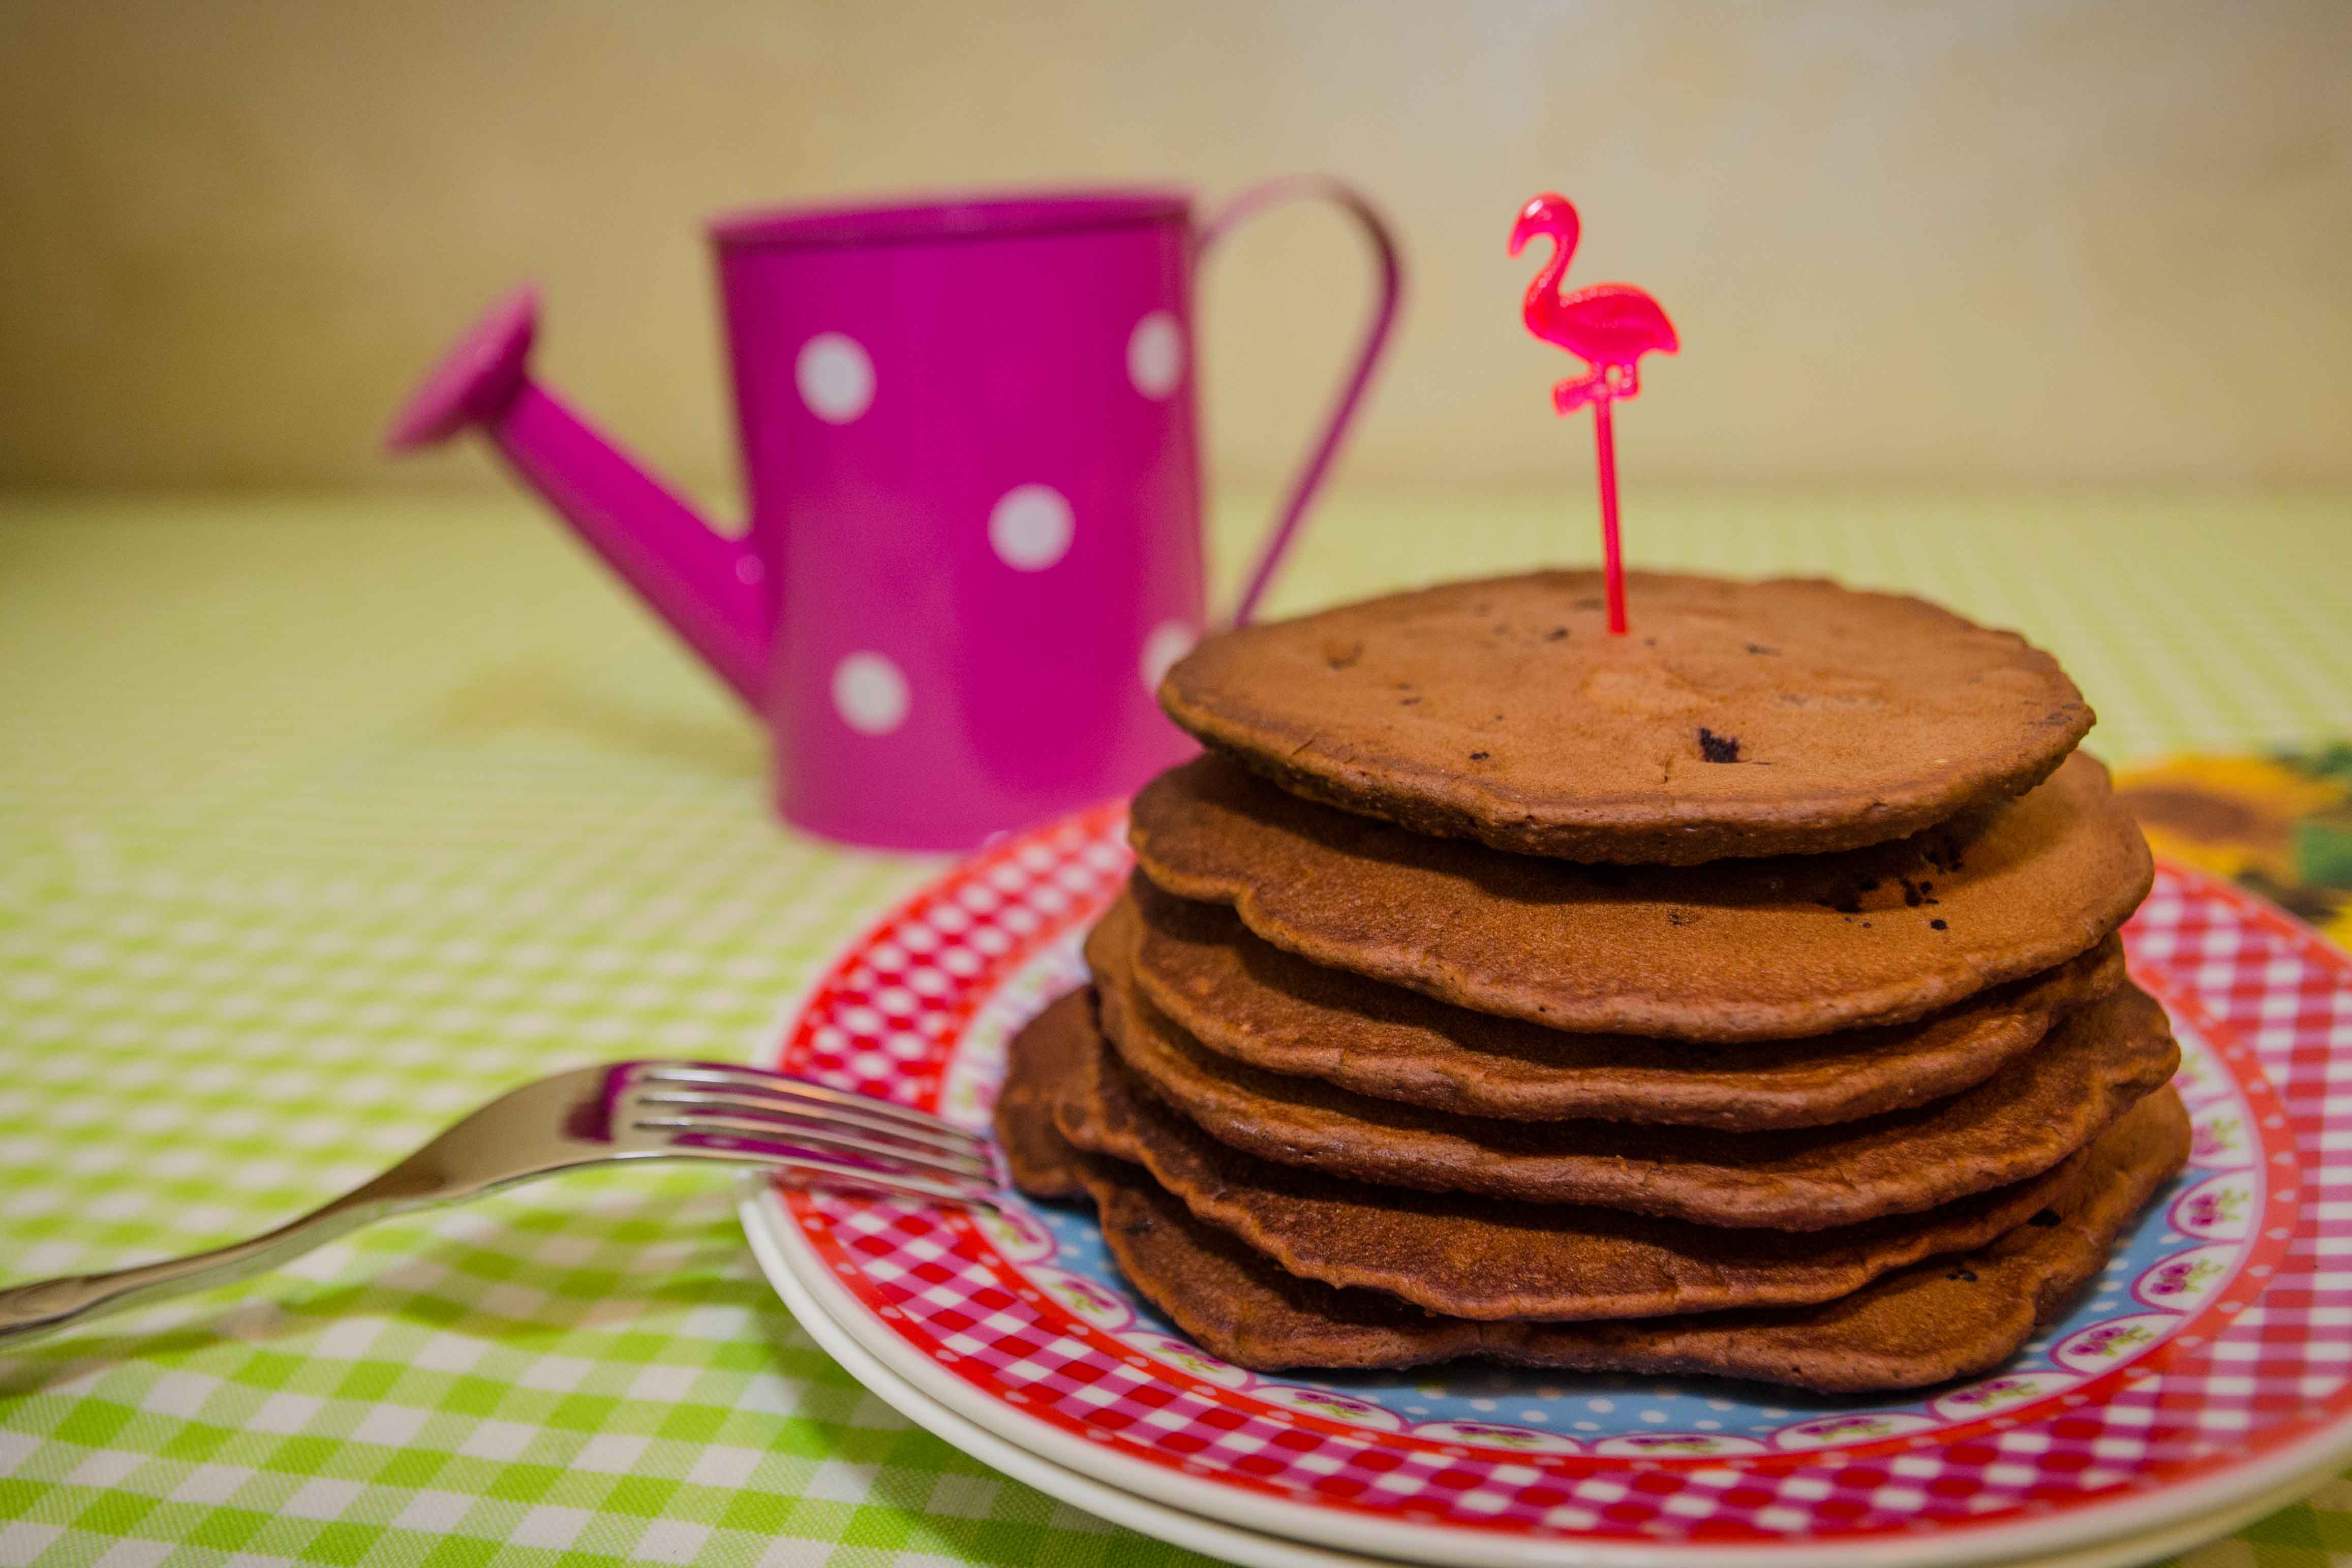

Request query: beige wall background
[{"left": 2, "top": 0, "right": 2347, "bottom": 497}]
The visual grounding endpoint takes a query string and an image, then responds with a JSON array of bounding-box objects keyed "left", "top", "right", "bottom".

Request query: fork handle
[
  {"left": 0, "top": 1177, "right": 425, "bottom": 1349},
  {"left": 0, "top": 1150, "right": 994, "bottom": 1350}
]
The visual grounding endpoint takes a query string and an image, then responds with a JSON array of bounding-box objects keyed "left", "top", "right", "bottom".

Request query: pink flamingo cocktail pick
[{"left": 1509, "top": 193, "right": 1678, "bottom": 636}]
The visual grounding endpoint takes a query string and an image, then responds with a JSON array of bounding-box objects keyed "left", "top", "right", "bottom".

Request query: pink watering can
[{"left": 387, "top": 181, "right": 1400, "bottom": 851}]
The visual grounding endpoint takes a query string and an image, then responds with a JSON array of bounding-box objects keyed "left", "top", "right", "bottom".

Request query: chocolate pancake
[
  {"left": 1158, "top": 571, "right": 2092, "bottom": 864},
  {"left": 1129, "top": 749, "right": 2151, "bottom": 1041},
  {"left": 1071, "top": 1088, "right": 2189, "bottom": 1389},
  {"left": 1106, "top": 884, "right": 2127, "bottom": 1128},
  {"left": 1051, "top": 997, "right": 2086, "bottom": 1321},
  {"left": 1094, "top": 959, "right": 2177, "bottom": 1227},
  {"left": 994, "top": 989, "right": 1095, "bottom": 1199}
]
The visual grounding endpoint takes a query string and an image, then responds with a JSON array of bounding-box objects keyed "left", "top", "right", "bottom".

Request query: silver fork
[{"left": 0, "top": 1060, "right": 1001, "bottom": 1348}]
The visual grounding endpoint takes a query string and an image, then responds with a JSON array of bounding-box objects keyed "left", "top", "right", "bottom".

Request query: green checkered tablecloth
[{"left": 4, "top": 487, "right": 2350, "bottom": 1568}]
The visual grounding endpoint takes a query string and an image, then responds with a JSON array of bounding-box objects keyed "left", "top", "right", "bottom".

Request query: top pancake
[
  {"left": 1159, "top": 571, "right": 2092, "bottom": 864},
  {"left": 1130, "top": 748, "right": 2152, "bottom": 1041}
]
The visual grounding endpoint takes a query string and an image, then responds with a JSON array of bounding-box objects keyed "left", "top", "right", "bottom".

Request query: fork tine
[
  {"left": 632, "top": 1112, "right": 998, "bottom": 1182},
  {"left": 663, "top": 1142, "right": 1004, "bottom": 1210},
  {"left": 637, "top": 1064, "right": 981, "bottom": 1146},
  {"left": 635, "top": 1086, "right": 990, "bottom": 1164}
]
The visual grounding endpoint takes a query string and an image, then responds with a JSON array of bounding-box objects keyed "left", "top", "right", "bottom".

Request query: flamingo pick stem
[{"left": 1591, "top": 398, "right": 1627, "bottom": 636}]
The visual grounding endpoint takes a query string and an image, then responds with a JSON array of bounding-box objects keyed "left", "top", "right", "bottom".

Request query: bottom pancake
[
  {"left": 995, "top": 991, "right": 1092, "bottom": 1200},
  {"left": 995, "top": 992, "right": 2190, "bottom": 1392}
]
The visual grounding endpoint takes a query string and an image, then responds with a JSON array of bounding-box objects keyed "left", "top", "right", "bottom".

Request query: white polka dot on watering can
[
  {"left": 832, "top": 652, "right": 909, "bottom": 734},
  {"left": 1139, "top": 620, "right": 1198, "bottom": 692},
  {"left": 1127, "top": 312, "right": 1183, "bottom": 399},
  {"left": 989, "top": 484, "right": 1074, "bottom": 571},
  {"left": 797, "top": 333, "right": 875, "bottom": 423}
]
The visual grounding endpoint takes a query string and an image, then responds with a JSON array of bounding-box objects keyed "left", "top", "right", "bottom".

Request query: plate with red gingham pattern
[{"left": 739, "top": 803, "right": 2352, "bottom": 1567}]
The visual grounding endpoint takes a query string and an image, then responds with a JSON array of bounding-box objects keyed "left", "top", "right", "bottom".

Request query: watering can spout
[{"left": 385, "top": 288, "right": 771, "bottom": 713}]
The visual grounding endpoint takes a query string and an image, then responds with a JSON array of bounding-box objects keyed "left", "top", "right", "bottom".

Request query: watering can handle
[{"left": 1197, "top": 177, "right": 1402, "bottom": 627}]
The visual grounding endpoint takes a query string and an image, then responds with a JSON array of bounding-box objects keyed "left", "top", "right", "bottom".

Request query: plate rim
[
  {"left": 743, "top": 1167, "right": 2352, "bottom": 1568},
  {"left": 742, "top": 1173, "right": 2352, "bottom": 1568},
  {"left": 739, "top": 825, "right": 2352, "bottom": 1568},
  {"left": 735, "top": 1173, "right": 1413, "bottom": 1568}
]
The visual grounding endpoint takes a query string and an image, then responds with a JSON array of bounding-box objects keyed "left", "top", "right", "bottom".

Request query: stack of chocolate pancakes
[{"left": 996, "top": 572, "right": 2189, "bottom": 1394}]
